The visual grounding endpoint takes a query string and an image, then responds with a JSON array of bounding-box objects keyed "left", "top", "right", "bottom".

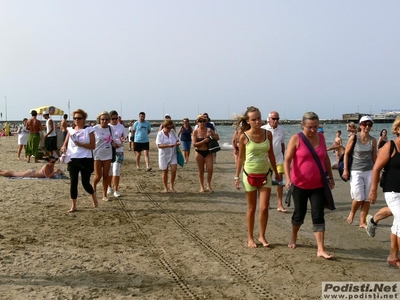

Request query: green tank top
[{"left": 244, "top": 131, "right": 270, "bottom": 173}]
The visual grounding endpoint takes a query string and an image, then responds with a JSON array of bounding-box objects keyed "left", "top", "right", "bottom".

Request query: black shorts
[
  {"left": 45, "top": 136, "right": 58, "bottom": 151},
  {"left": 130, "top": 136, "right": 135, "bottom": 142},
  {"left": 134, "top": 142, "right": 149, "bottom": 152}
]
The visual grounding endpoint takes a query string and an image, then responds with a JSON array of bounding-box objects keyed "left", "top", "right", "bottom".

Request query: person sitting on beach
[{"left": 0, "top": 156, "right": 63, "bottom": 178}]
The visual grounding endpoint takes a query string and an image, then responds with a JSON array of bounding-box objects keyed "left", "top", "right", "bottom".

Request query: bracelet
[{"left": 234, "top": 176, "right": 240, "bottom": 180}]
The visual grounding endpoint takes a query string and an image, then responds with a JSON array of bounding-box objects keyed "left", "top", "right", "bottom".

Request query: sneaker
[
  {"left": 146, "top": 167, "right": 152, "bottom": 172},
  {"left": 366, "top": 215, "right": 377, "bottom": 237},
  {"left": 107, "top": 187, "right": 113, "bottom": 195},
  {"left": 114, "top": 191, "right": 121, "bottom": 197}
]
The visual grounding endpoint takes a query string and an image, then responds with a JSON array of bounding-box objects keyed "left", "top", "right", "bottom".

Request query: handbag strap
[
  {"left": 298, "top": 132, "right": 327, "bottom": 184},
  {"left": 108, "top": 125, "right": 114, "bottom": 140},
  {"left": 243, "top": 168, "right": 272, "bottom": 177}
]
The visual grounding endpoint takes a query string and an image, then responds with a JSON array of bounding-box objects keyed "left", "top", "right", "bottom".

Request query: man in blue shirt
[{"left": 132, "top": 112, "right": 152, "bottom": 171}]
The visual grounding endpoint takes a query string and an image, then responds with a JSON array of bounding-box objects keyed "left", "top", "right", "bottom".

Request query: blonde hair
[
  {"left": 163, "top": 119, "right": 173, "bottom": 127},
  {"left": 392, "top": 116, "right": 400, "bottom": 136},
  {"left": 97, "top": 111, "right": 110, "bottom": 123},
  {"left": 233, "top": 106, "right": 261, "bottom": 133},
  {"left": 73, "top": 109, "right": 88, "bottom": 120},
  {"left": 302, "top": 111, "right": 319, "bottom": 123}
]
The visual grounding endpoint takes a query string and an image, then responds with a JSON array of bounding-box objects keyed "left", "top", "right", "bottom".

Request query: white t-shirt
[
  {"left": 156, "top": 130, "right": 179, "bottom": 170},
  {"left": 93, "top": 125, "right": 113, "bottom": 161},
  {"left": 109, "top": 123, "right": 125, "bottom": 153},
  {"left": 261, "top": 123, "right": 285, "bottom": 164},
  {"left": 67, "top": 127, "right": 95, "bottom": 158},
  {"left": 46, "top": 117, "right": 57, "bottom": 137}
]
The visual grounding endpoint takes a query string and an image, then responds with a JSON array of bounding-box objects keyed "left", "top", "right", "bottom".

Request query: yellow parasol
[{"left": 30, "top": 106, "right": 65, "bottom": 116}]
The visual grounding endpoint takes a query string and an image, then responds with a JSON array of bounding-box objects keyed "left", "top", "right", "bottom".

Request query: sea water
[{"left": 132, "top": 122, "right": 392, "bottom": 163}]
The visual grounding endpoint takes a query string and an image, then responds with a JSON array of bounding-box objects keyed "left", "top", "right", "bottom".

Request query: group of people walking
[
  {"left": 233, "top": 106, "right": 399, "bottom": 268},
  {"left": 9, "top": 106, "right": 400, "bottom": 268}
]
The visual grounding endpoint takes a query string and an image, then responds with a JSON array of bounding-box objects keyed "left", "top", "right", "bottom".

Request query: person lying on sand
[{"left": 0, "top": 156, "right": 63, "bottom": 178}]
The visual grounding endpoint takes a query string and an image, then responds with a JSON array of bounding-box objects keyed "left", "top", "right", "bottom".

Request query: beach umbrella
[{"left": 30, "top": 106, "right": 65, "bottom": 116}]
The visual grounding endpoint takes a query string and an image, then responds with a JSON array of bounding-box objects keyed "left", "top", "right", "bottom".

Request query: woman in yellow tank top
[{"left": 234, "top": 106, "right": 281, "bottom": 248}]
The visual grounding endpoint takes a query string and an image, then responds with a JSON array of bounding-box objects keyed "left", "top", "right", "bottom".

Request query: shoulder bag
[
  {"left": 208, "top": 135, "right": 221, "bottom": 153},
  {"left": 298, "top": 133, "right": 335, "bottom": 211},
  {"left": 338, "top": 135, "right": 357, "bottom": 182},
  {"left": 171, "top": 130, "right": 184, "bottom": 167},
  {"left": 108, "top": 126, "right": 116, "bottom": 163}
]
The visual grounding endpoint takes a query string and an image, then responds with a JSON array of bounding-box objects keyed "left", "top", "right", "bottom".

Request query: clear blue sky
[{"left": 1, "top": 0, "right": 399, "bottom": 121}]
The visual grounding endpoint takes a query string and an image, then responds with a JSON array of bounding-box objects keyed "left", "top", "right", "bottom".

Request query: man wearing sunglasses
[{"left": 262, "top": 111, "right": 287, "bottom": 212}]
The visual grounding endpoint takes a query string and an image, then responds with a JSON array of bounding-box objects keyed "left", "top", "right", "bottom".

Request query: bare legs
[
  {"left": 17, "top": 145, "right": 26, "bottom": 160},
  {"left": 195, "top": 153, "right": 214, "bottom": 192},
  {"left": 0, "top": 170, "right": 32, "bottom": 177},
  {"left": 246, "top": 188, "right": 271, "bottom": 248},
  {"left": 135, "top": 150, "right": 150, "bottom": 169},
  {"left": 388, "top": 233, "right": 400, "bottom": 261},
  {"left": 288, "top": 226, "right": 332, "bottom": 259},
  {"left": 93, "top": 160, "right": 111, "bottom": 200},
  {"left": 161, "top": 164, "right": 178, "bottom": 193},
  {"left": 347, "top": 200, "right": 370, "bottom": 228},
  {"left": 183, "top": 150, "right": 190, "bottom": 163}
]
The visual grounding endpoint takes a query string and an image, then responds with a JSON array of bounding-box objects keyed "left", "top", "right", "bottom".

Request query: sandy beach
[{"left": 0, "top": 134, "right": 397, "bottom": 299}]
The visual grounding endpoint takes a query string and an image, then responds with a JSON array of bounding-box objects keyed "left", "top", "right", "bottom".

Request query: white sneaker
[
  {"left": 114, "top": 191, "right": 121, "bottom": 197},
  {"left": 107, "top": 187, "right": 113, "bottom": 195}
]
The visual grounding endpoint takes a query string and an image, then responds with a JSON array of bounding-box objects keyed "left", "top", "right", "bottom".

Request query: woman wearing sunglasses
[
  {"left": 0, "top": 156, "right": 62, "bottom": 178},
  {"left": 93, "top": 111, "right": 115, "bottom": 202},
  {"left": 342, "top": 116, "right": 377, "bottom": 228},
  {"left": 192, "top": 114, "right": 219, "bottom": 192},
  {"left": 107, "top": 110, "right": 125, "bottom": 198},
  {"left": 61, "top": 109, "right": 98, "bottom": 212},
  {"left": 156, "top": 119, "right": 181, "bottom": 193}
]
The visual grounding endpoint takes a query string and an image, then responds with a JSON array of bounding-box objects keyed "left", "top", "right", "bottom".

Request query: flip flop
[{"left": 387, "top": 259, "right": 400, "bottom": 269}]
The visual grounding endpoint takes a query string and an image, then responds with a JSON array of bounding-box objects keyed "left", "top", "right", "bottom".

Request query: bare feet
[
  {"left": 277, "top": 207, "right": 288, "bottom": 213},
  {"left": 169, "top": 188, "right": 177, "bottom": 193},
  {"left": 92, "top": 196, "right": 98, "bottom": 208},
  {"left": 102, "top": 197, "right": 109, "bottom": 202},
  {"left": 258, "top": 238, "right": 270, "bottom": 247},
  {"left": 248, "top": 239, "right": 257, "bottom": 248},
  {"left": 288, "top": 242, "right": 297, "bottom": 249},
  {"left": 199, "top": 189, "right": 205, "bottom": 193},
  {"left": 68, "top": 207, "right": 77, "bottom": 213},
  {"left": 317, "top": 250, "right": 333, "bottom": 259},
  {"left": 206, "top": 187, "right": 214, "bottom": 193},
  {"left": 162, "top": 189, "right": 169, "bottom": 193},
  {"left": 347, "top": 214, "right": 354, "bottom": 224},
  {"left": 359, "top": 224, "right": 367, "bottom": 229}
]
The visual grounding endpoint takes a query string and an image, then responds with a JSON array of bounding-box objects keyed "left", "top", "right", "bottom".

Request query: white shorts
[
  {"left": 384, "top": 192, "right": 400, "bottom": 237},
  {"left": 109, "top": 161, "right": 121, "bottom": 176},
  {"left": 350, "top": 170, "right": 372, "bottom": 201}
]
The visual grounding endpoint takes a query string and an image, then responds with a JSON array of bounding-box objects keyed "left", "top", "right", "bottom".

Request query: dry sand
[{"left": 0, "top": 135, "right": 397, "bottom": 299}]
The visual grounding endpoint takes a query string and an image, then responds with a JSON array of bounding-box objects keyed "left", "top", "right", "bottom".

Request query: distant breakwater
[{"left": 1, "top": 119, "right": 348, "bottom": 129}]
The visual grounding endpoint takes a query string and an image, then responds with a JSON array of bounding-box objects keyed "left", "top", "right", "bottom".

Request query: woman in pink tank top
[{"left": 284, "top": 112, "right": 335, "bottom": 259}]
